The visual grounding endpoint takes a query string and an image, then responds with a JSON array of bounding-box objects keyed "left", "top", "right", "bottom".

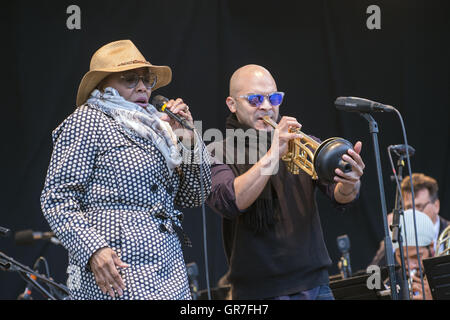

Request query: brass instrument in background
[
  {"left": 436, "top": 225, "right": 450, "bottom": 256},
  {"left": 262, "top": 116, "right": 354, "bottom": 183}
]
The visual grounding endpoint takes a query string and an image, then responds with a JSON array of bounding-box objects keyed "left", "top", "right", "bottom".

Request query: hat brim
[{"left": 76, "top": 63, "right": 172, "bottom": 106}]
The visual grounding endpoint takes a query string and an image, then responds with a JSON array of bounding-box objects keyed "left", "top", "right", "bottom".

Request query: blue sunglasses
[{"left": 238, "top": 92, "right": 285, "bottom": 107}]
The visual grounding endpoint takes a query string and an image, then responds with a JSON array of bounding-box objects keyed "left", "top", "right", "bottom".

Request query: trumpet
[{"left": 262, "top": 116, "right": 353, "bottom": 183}]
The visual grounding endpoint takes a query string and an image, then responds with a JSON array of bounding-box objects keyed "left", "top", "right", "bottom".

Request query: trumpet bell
[{"left": 314, "top": 138, "right": 354, "bottom": 184}]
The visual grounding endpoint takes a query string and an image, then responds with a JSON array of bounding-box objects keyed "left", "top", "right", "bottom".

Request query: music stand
[
  {"left": 330, "top": 274, "right": 381, "bottom": 300},
  {"left": 423, "top": 255, "right": 450, "bottom": 300},
  {"left": 330, "top": 266, "right": 399, "bottom": 300}
]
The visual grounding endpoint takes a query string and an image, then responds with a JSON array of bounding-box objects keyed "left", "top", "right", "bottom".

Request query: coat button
[
  {"left": 166, "top": 185, "right": 174, "bottom": 194},
  {"left": 151, "top": 184, "right": 158, "bottom": 192},
  {"left": 159, "top": 224, "right": 167, "bottom": 232}
]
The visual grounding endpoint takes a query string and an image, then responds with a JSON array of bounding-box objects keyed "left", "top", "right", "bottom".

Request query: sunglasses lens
[
  {"left": 247, "top": 94, "right": 264, "bottom": 107},
  {"left": 144, "top": 74, "right": 157, "bottom": 89},
  {"left": 122, "top": 73, "right": 139, "bottom": 88},
  {"left": 121, "top": 73, "right": 157, "bottom": 89},
  {"left": 269, "top": 93, "right": 284, "bottom": 106}
]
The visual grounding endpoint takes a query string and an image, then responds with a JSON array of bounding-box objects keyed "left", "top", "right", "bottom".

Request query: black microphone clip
[{"left": 389, "top": 144, "right": 415, "bottom": 158}]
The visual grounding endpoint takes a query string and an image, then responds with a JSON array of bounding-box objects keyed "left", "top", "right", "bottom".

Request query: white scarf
[{"left": 87, "top": 87, "right": 182, "bottom": 175}]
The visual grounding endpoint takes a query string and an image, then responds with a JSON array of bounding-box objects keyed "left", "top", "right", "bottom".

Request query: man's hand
[
  {"left": 89, "top": 247, "right": 129, "bottom": 298},
  {"left": 334, "top": 141, "right": 365, "bottom": 192},
  {"left": 269, "top": 116, "right": 303, "bottom": 159},
  {"left": 333, "top": 141, "right": 364, "bottom": 203},
  {"left": 411, "top": 274, "right": 433, "bottom": 300}
]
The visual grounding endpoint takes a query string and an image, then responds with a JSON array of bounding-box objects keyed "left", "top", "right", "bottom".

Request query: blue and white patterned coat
[{"left": 40, "top": 104, "right": 211, "bottom": 300}]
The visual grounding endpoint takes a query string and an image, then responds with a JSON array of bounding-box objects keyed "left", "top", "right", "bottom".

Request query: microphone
[
  {"left": 14, "top": 230, "right": 61, "bottom": 246},
  {"left": 152, "top": 95, "right": 194, "bottom": 131},
  {"left": 335, "top": 97, "right": 395, "bottom": 113},
  {"left": 337, "top": 234, "right": 352, "bottom": 279},
  {"left": 0, "top": 225, "right": 11, "bottom": 237},
  {"left": 389, "top": 144, "right": 415, "bottom": 157}
]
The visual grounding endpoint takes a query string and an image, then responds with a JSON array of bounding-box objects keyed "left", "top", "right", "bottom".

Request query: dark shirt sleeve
[
  {"left": 316, "top": 179, "right": 360, "bottom": 212},
  {"left": 206, "top": 163, "right": 245, "bottom": 220}
]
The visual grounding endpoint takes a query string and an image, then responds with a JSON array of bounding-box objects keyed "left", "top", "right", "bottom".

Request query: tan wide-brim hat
[{"left": 76, "top": 39, "right": 172, "bottom": 106}]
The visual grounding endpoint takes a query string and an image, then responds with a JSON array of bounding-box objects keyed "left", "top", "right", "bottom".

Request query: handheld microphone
[
  {"left": 389, "top": 144, "right": 415, "bottom": 157},
  {"left": 152, "top": 95, "right": 194, "bottom": 131},
  {"left": 14, "top": 230, "right": 61, "bottom": 246},
  {"left": 335, "top": 97, "right": 395, "bottom": 113}
]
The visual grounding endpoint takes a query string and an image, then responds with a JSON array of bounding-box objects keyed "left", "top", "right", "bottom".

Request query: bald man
[{"left": 206, "top": 65, "right": 365, "bottom": 300}]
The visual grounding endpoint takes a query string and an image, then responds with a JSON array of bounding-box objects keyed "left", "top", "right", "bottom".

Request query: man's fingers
[
  {"left": 280, "top": 120, "right": 301, "bottom": 130},
  {"left": 334, "top": 175, "right": 358, "bottom": 185},
  {"left": 342, "top": 154, "right": 364, "bottom": 176},
  {"left": 347, "top": 149, "right": 365, "bottom": 169},
  {"left": 353, "top": 141, "right": 362, "bottom": 154}
]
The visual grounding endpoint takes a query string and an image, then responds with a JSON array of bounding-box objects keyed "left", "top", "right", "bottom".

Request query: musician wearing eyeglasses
[
  {"left": 370, "top": 173, "right": 449, "bottom": 267},
  {"left": 206, "top": 64, "right": 365, "bottom": 300}
]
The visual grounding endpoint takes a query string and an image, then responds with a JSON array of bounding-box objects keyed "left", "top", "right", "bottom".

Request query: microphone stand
[
  {"left": 390, "top": 154, "right": 410, "bottom": 299},
  {"left": 0, "top": 251, "right": 70, "bottom": 300},
  {"left": 359, "top": 113, "right": 398, "bottom": 300}
]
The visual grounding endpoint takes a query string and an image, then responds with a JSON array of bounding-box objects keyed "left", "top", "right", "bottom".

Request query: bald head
[
  {"left": 226, "top": 65, "right": 280, "bottom": 130},
  {"left": 229, "top": 65, "right": 277, "bottom": 97}
]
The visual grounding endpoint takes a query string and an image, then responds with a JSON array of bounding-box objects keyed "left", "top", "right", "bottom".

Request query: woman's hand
[
  {"left": 160, "top": 98, "right": 195, "bottom": 144},
  {"left": 89, "top": 247, "right": 129, "bottom": 298}
]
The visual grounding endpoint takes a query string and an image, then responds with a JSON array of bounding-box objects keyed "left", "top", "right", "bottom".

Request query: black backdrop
[{"left": 1, "top": 0, "right": 449, "bottom": 299}]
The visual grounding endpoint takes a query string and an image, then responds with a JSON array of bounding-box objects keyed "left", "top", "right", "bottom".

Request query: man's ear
[
  {"left": 435, "top": 199, "right": 440, "bottom": 214},
  {"left": 226, "top": 96, "right": 237, "bottom": 113}
]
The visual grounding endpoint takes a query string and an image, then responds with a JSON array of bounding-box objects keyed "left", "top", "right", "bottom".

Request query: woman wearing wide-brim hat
[{"left": 40, "top": 40, "right": 211, "bottom": 300}]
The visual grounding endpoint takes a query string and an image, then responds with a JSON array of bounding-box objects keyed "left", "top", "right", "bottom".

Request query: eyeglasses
[
  {"left": 119, "top": 72, "right": 157, "bottom": 89},
  {"left": 405, "top": 201, "right": 431, "bottom": 212},
  {"left": 238, "top": 92, "right": 285, "bottom": 107}
]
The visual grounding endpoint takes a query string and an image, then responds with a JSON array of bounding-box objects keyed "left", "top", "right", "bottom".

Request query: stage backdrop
[{"left": 1, "top": 0, "right": 449, "bottom": 299}]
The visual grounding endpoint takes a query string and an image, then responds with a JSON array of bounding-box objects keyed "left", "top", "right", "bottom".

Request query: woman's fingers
[{"left": 90, "top": 248, "right": 128, "bottom": 298}]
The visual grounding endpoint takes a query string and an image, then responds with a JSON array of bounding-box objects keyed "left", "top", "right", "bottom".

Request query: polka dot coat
[{"left": 40, "top": 104, "right": 211, "bottom": 300}]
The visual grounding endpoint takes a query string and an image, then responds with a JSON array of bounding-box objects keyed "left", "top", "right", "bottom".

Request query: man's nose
[
  {"left": 259, "top": 98, "right": 272, "bottom": 111},
  {"left": 410, "top": 260, "right": 419, "bottom": 269}
]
